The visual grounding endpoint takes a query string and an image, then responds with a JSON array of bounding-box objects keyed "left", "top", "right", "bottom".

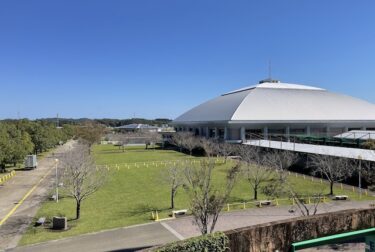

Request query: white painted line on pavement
[{"left": 160, "top": 222, "right": 184, "bottom": 240}]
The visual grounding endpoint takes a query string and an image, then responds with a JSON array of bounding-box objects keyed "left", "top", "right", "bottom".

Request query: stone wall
[{"left": 225, "top": 208, "right": 375, "bottom": 252}]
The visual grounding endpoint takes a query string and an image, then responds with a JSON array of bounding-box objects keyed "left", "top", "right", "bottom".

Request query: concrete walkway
[
  {"left": 164, "top": 200, "right": 375, "bottom": 239},
  {"left": 11, "top": 200, "right": 375, "bottom": 252},
  {"left": 0, "top": 141, "right": 75, "bottom": 251},
  {"left": 10, "top": 222, "right": 178, "bottom": 252}
]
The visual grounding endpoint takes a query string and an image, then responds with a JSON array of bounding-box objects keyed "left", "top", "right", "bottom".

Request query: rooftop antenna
[{"left": 259, "top": 60, "right": 280, "bottom": 84}]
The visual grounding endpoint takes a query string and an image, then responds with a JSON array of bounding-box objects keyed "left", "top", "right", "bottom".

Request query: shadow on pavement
[{"left": 108, "top": 246, "right": 152, "bottom": 252}]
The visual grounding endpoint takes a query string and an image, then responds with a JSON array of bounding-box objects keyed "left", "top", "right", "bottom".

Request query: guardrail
[
  {"left": 224, "top": 196, "right": 328, "bottom": 211},
  {"left": 149, "top": 196, "right": 329, "bottom": 221},
  {"left": 0, "top": 170, "right": 16, "bottom": 185}
]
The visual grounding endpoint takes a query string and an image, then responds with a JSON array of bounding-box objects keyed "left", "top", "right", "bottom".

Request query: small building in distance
[
  {"left": 114, "top": 123, "right": 160, "bottom": 133},
  {"left": 172, "top": 79, "right": 375, "bottom": 142}
]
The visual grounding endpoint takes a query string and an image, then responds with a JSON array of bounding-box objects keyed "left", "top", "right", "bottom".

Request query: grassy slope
[{"left": 19, "top": 144, "right": 373, "bottom": 245}]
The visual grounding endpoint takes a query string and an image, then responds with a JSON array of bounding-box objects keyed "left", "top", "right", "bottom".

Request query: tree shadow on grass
[
  {"left": 121, "top": 203, "right": 170, "bottom": 217},
  {"left": 227, "top": 196, "right": 248, "bottom": 203},
  {"left": 100, "top": 151, "right": 130, "bottom": 155}
]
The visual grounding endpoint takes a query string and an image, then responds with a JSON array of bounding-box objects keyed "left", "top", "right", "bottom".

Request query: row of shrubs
[{"left": 154, "top": 232, "right": 228, "bottom": 252}]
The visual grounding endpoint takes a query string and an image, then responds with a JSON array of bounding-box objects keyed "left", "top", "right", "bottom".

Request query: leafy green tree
[
  {"left": 0, "top": 120, "right": 74, "bottom": 171},
  {"left": 0, "top": 124, "right": 11, "bottom": 172},
  {"left": 75, "top": 122, "right": 105, "bottom": 151},
  {"left": 9, "top": 130, "right": 34, "bottom": 166},
  {"left": 0, "top": 123, "right": 34, "bottom": 168}
]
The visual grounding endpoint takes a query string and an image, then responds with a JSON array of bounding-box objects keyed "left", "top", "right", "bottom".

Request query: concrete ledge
[{"left": 225, "top": 208, "right": 375, "bottom": 252}]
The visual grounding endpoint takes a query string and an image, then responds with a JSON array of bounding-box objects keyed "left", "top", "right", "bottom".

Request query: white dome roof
[{"left": 174, "top": 81, "right": 375, "bottom": 123}]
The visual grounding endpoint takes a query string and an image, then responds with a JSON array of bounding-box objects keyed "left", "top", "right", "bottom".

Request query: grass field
[{"left": 20, "top": 144, "right": 373, "bottom": 245}]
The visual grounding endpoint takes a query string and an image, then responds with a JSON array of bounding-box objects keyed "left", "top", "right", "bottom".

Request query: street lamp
[{"left": 55, "top": 158, "right": 59, "bottom": 203}]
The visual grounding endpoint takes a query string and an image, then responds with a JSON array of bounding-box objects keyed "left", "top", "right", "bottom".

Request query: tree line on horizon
[{"left": 1, "top": 118, "right": 172, "bottom": 128}]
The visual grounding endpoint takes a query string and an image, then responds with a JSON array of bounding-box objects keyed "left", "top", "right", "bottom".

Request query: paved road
[
  {"left": 0, "top": 141, "right": 75, "bottom": 251},
  {"left": 11, "top": 200, "right": 375, "bottom": 252}
]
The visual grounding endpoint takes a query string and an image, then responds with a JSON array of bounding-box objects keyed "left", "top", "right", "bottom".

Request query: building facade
[{"left": 172, "top": 80, "right": 375, "bottom": 142}]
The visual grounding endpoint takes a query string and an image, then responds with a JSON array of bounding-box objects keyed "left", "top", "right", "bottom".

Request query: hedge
[{"left": 155, "top": 232, "right": 229, "bottom": 252}]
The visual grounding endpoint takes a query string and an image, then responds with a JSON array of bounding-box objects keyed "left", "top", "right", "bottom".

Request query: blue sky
[{"left": 1, "top": 0, "right": 375, "bottom": 119}]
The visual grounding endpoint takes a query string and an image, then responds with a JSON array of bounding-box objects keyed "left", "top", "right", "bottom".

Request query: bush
[
  {"left": 155, "top": 232, "right": 229, "bottom": 252},
  {"left": 368, "top": 185, "right": 375, "bottom": 192},
  {"left": 362, "top": 140, "right": 375, "bottom": 150}
]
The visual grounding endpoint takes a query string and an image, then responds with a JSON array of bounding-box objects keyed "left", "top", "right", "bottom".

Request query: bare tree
[
  {"left": 171, "top": 132, "right": 198, "bottom": 155},
  {"left": 111, "top": 133, "right": 129, "bottom": 152},
  {"left": 288, "top": 185, "right": 324, "bottom": 216},
  {"left": 362, "top": 161, "right": 375, "bottom": 187},
  {"left": 184, "top": 159, "right": 240, "bottom": 234},
  {"left": 309, "top": 155, "right": 353, "bottom": 195},
  {"left": 145, "top": 132, "right": 162, "bottom": 150},
  {"left": 183, "top": 132, "right": 198, "bottom": 156},
  {"left": 161, "top": 166, "right": 185, "bottom": 209},
  {"left": 60, "top": 144, "right": 108, "bottom": 219},
  {"left": 236, "top": 146, "right": 274, "bottom": 200},
  {"left": 217, "top": 142, "right": 235, "bottom": 163},
  {"left": 198, "top": 137, "right": 218, "bottom": 158},
  {"left": 170, "top": 132, "right": 185, "bottom": 152},
  {"left": 264, "top": 150, "right": 298, "bottom": 182}
]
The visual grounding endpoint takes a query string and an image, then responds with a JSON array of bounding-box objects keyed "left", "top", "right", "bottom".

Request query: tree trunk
[
  {"left": 189, "top": 150, "right": 192, "bottom": 156},
  {"left": 171, "top": 190, "right": 175, "bottom": 209},
  {"left": 76, "top": 201, "right": 81, "bottom": 219},
  {"left": 330, "top": 181, "right": 334, "bottom": 195},
  {"left": 254, "top": 186, "right": 258, "bottom": 200},
  {"left": 202, "top": 223, "right": 208, "bottom": 235}
]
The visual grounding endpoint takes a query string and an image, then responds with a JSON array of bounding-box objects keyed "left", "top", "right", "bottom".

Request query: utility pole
[{"left": 55, "top": 159, "right": 59, "bottom": 202}]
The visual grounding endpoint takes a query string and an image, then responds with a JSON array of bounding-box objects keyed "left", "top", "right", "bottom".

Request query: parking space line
[{"left": 160, "top": 221, "right": 184, "bottom": 240}]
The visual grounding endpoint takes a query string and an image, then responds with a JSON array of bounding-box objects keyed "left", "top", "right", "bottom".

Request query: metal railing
[{"left": 245, "top": 132, "right": 373, "bottom": 150}]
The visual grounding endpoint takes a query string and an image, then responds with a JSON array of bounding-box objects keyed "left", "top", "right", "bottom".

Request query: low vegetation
[{"left": 155, "top": 232, "right": 229, "bottom": 252}]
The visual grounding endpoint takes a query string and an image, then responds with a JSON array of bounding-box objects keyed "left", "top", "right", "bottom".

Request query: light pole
[
  {"left": 358, "top": 155, "right": 362, "bottom": 198},
  {"left": 55, "top": 158, "right": 59, "bottom": 203}
]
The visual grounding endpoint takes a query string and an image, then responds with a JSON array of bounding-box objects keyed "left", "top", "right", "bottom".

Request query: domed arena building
[{"left": 172, "top": 79, "right": 375, "bottom": 142}]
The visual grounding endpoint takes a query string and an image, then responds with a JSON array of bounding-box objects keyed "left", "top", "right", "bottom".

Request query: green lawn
[{"left": 19, "top": 144, "right": 373, "bottom": 245}]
